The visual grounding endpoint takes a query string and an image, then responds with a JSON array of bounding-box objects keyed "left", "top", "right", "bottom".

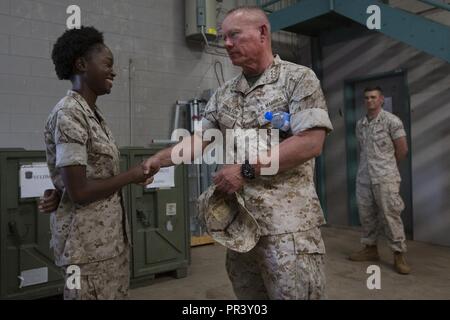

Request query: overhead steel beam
[
  {"left": 268, "top": 0, "right": 450, "bottom": 62},
  {"left": 269, "top": 0, "right": 332, "bottom": 32},
  {"left": 334, "top": 0, "right": 450, "bottom": 62}
]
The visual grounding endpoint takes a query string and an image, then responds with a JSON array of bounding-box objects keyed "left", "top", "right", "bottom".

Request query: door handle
[{"left": 136, "top": 210, "right": 151, "bottom": 228}]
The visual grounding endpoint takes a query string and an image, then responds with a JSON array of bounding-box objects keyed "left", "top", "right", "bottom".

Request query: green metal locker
[
  {"left": 0, "top": 150, "right": 63, "bottom": 300},
  {"left": 0, "top": 147, "right": 190, "bottom": 298},
  {"left": 121, "top": 146, "right": 190, "bottom": 288}
]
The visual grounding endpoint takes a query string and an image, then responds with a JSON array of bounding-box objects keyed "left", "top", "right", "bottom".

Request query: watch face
[{"left": 241, "top": 163, "right": 255, "bottom": 179}]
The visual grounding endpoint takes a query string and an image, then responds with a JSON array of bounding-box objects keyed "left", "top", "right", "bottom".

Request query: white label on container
[
  {"left": 166, "top": 203, "right": 176, "bottom": 216},
  {"left": 20, "top": 163, "right": 54, "bottom": 198},
  {"left": 19, "top": 267, "right": 48, "bottom": 288},
  {"left": 146, "top": 166, "right": 175, "bottom": 189}
]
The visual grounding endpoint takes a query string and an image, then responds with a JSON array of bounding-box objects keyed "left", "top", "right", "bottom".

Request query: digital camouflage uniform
[
  {"left": 44, "top": 90, "right": 130, "bottom": 299},
  {"left": 356, "top": 109, "right": 407, "bottom": 253},
  {"left": 198, "top": 184, "right": 261, "bottom": 253},
  {"left": 63, "top": 246, "right": 129, "bottom": 300},
  {"left": 201, "top": 55, "right": 333, "bottom": 300}
]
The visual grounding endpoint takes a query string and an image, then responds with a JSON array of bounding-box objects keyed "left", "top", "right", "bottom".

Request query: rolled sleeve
[
  {"left": 288, "top": 68, "right": 333, "bottom": 134},
  {"left": 291, "top": 108, "right": 334, "bottom": 134},
  {"left": 54, "top": 109, "right": 88, "bottom": 168},
  {"left": 56, "top": 143, "right": 87, "bottom": 168}
]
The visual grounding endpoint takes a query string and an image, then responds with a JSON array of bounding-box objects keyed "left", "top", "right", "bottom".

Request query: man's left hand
[{"left": 212, "top": 164, "right": 244, "bottom": 194}]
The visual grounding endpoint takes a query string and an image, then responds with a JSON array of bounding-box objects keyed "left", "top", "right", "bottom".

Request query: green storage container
[
  {"left": 1, "top": 146, "right": 190, "bottom": 298},
  {"left": 120, "top": 146, "right": 190, "bottom": 288},
  {"left": 0, "top": 150, "right": 64, "bottom": 300}
]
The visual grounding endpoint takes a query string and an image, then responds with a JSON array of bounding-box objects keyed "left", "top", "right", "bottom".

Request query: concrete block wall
[
  {"left": 0, "top": 0, "right": 306, "bottom": 149},
  {"left": 0, "top": 0, "right": 242, "bottom": 149}
]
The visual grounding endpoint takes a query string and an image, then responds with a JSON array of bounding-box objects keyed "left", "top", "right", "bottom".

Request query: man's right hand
[
  {"left": 130, "top": 159, "right": 160, "bottom": 185},
  {"left": 142, "top": 156, "right": 161, "bottom": 176}
]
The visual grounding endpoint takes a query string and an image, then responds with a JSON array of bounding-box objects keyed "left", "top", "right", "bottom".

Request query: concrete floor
[{"left": 130, "top": 226, "right": 450, "bottom": 300}]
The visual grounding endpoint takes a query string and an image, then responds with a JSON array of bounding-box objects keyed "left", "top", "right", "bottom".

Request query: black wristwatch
[{"left": 241, "top": 160, "right": 256, "bottom": 180}]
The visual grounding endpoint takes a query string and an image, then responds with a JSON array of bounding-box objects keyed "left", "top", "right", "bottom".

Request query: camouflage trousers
[
  {"left": 62, "top": 246, "right": 130, "bottom": 300},
  {"left": 225, "top": 228, "right": 326, "bottom": 300},
  {"left": 356, "top": 182, "right": 407, "bottom": 252}
]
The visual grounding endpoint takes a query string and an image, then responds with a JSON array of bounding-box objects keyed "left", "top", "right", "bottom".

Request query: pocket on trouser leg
[
  {"left": 379, "top": 184, "right": 406, "bottom": 249},
  {"left": 292, "top": 228, "right": 326, "bottom": 255},
  {"left": 63, "top": 274, "right": 98, "bottom": 300},
  {"left": 226, "top": 249, "right": 268, "bottom": 300},
  {"left": 291, "top": 229, "right": 326, "bottom": 300},
  {"left": 387, "top": 184, "right": 405, "bottom": 213},
  {"left": 97, "top": 250, "right": 130, "bottom": 300},
  {"left": 64, "top": 250, "right": 130, "bottom": 300},
  {"left": 295, "top": 254, "right": 326, "bottom": 300}
]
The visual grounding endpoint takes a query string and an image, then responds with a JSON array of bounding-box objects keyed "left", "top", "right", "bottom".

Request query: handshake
[
  {"left": 132, "top": 156, "right": 161, "bottom": 186},
  {"left": 39, "top": 156, "right": 161, "bottom": 213}
]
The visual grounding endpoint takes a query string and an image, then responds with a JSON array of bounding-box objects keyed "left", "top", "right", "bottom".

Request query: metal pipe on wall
[{"left": 128, "top": 58, "right": 134, "bottom": 146}]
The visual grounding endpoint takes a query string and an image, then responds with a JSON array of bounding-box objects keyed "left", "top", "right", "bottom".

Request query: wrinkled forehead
[{"left": 221, "top": 11, "right": 261, "bottom": 31}]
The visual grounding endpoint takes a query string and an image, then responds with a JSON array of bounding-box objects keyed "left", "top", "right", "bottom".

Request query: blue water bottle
[{"left": 264, "top": 111, "right": 290, "bottom": 132}]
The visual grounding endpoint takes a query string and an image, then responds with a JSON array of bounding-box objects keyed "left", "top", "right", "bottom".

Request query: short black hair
[
  {"left": 51, "top": 26, "right": 105, "bottom": 80},
  {"left": 364, "top": 86, "right": 383, "bottom": 94}
]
